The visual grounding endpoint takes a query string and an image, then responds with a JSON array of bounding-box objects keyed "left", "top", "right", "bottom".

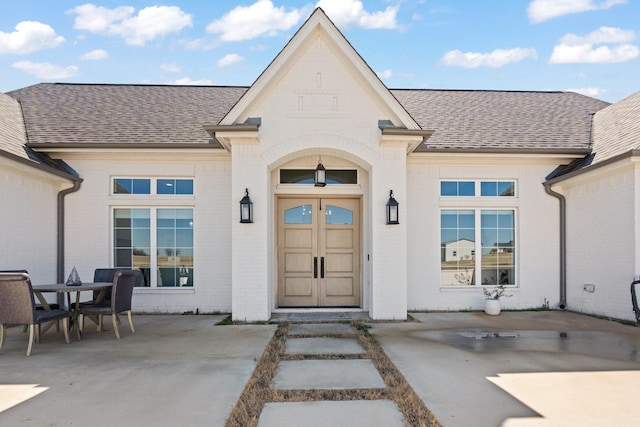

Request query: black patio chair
[
  {"left": 85, "top": 268, "right": 120, "bottom": 304},
  {"left": 631, "top": 276, "right": 640, "bottom": 324},
  {"left": 75, "top": 268, "right": 144, "bottom": 331},
  {"left": 79, "top": 268, "right": 144, "bottom": 305},
  {"left": 0, "top": 272, "right": 70, "bottom": 356},
  {"left": 71, "top": 268, "right": 120, "bottom": 314},
  {"left": 78, "top": 270, "right": 139, "bottom": 339}
]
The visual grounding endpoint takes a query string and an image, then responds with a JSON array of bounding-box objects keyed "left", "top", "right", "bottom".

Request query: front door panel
[
  {"left": 279, "top": 200, "right": 317, "bottom": 306},
  {"left": 278, "top": 198, "right": 360, "bottom": 307}
]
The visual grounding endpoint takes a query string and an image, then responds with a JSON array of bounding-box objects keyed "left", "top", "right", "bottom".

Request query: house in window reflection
[{"left": 441, "top": 239, "right": 475, "bottom": 262}]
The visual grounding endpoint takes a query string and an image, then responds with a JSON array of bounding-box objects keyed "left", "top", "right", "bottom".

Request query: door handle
[
  {"left": 314, "top": 257, "right": 318, "bottom": 278},
  {"left": 321, "top": 257, "right": 325, "bottom": 279}
]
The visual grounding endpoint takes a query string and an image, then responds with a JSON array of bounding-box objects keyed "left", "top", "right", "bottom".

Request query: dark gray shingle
[
  {"left": 0, "top": 92, "right": 58, "bottom": 168},
  {"left": 391, "top": 89, "right": 610, "bottom": 151},
  {"left": 7, "top": 83, "right": 248, "bottom": 146},
  {"left": 7, "top": 84, "right": 610, "bottom": 152},
  {"left": 591, "top": 90, "right": 640, "bottom": 164}
]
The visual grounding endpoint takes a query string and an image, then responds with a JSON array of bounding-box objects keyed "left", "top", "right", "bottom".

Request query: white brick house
[{"left": 1, "top": 9, "right": 639, "bottom": 321}]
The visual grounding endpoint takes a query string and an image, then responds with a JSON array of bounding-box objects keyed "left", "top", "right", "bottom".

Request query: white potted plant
[{"left": 483, "top": 284, "right": 511, "bottom": 315}]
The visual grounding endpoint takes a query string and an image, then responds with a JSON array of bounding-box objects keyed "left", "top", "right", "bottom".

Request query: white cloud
[
  {"left": 206, "top": 0, "right": 304, "bottom": 42},
  {"left": 441, "top": 48, "right": 537, "bottom": 68},
  {"left": 550, "top": 26, "right": 638, "bottom": 63},
  {"left": 527, "top": 0, "right": 626, "bottom": 23},
  {"left": 168, "top": 77, "right": 213, "bottom": 85},
  {"left": 316, "top": 0, "right": 399, "bottom": 29},
  {"left": 377, "top": 69, "right": 392, "bottom": 79},
  {"left": 69, "top": 4, "right": 192, "bottom": 46},
  {"left": 250, "top": 44, "right": 269, "bottom": 52},
  {"left": 205, "top": 0, "right": 398, "bottom": 42},
  {"left": 80, "top": 49, "right": 108, "bottom": 60},
  {"left": 70, "top": 4, "right": 133, "bottom": 33},
  {"left": 161, "top": 63, "right": 182, "bottom": 73},
  {"left": 216, "top": 53, "right": 244, "bottom": 67},
  {"left": 565, "top": 87, "right": 608, "bottom": 96},
  {"left": 0, "top": 21, "right": 65, "bottom": 55},
  {"left": 179, "top": 37, "right": 220, "bottom": 51},
  {"left": 550, "top": 43, "right": 638, "bottom": 63},
  {"left": 560, "top": 26, "right": 635, "bottom": 45},
  {"left": 12, "top": 60, "right": 78, "bottom": 79}
]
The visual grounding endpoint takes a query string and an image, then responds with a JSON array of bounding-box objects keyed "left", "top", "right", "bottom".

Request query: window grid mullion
[
  {"left": 150, "top": 208, "right": 158, "bottom": 287},
  {"left": 475, "top": 208, "right": 481, "bottom": 286}
]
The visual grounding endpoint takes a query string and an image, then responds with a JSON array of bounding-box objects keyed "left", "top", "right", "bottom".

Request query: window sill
[
  {"left": 134, "top": 288, "right": 195, "bottom": 294},
  {"left": 439, "top": 286, "right": 518, "bottom": 292}
]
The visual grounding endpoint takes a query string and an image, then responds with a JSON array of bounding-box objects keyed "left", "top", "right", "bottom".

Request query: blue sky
[{"left": 0, "top": 0, "right": 637, "bottom": 102}]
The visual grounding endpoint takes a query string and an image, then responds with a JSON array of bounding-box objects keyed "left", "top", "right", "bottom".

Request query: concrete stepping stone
[
  {"left": 257, "top": 400, "right": 404, "bottom": 427},
  {"left": 289, "top": 323, "right": 355, "bottom": 336},
  {"left": 274, "top": 359, "right": 385, "bottom": 390},
  {"left": 286, "top": 337, "right": 365, "bottom": 355}
]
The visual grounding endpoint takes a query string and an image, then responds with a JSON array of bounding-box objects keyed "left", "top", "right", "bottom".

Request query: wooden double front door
[{"left": 278, "top": 197, "right": 360, "bottom": 307}]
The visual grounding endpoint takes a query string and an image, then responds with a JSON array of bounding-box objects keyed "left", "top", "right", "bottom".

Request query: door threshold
[
  {"left": 270, "top": 309, "right": 370, "bottom": 323},
  {"left": 273, "top": 307, "right": 365, "bottom": 313}
]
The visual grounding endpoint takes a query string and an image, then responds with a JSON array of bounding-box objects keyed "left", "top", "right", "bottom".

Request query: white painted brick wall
[
  {"left": 0, "top": 161, "right": 61, "bottom": 288},
  {"left": 406, "top": 158, "right": 562, "bottom": 312},
  {"left": 369, "top": 144, "right": 408, "bottom": 319},
  {"left": 61, "top": 153, "right": 233, "bottom": 314},
  {"left": 231, "top": 142, "right": 271, "bottom": 322},
  {"left": 227, "top": 30, "right": 419, "bottom": 320},
  {"left": 562, "top": 164, "right": 637, "bottom": 321}
]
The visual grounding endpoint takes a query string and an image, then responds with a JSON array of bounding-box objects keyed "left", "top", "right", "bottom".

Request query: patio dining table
[{"left": 32, "top": 282, "right": 112, "bottom": 340}]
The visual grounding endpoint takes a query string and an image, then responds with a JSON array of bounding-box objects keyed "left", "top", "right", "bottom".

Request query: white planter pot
[{"left": 484, "top": 298, "right": 501, "bottom": 315}]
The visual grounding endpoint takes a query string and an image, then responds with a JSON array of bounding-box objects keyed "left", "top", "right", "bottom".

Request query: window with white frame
[
  {"left": 279, "top": 169, "right": 358, "bottom": 184},
  {"left": 113, "top": 178, "right": 151, "bottom": 194},
  {"left": 441, "top": 180, "right": 515, "bottom": 197},
  {"left": 440, "top": 209, "right": 515, "bottom": 287},
  {"left": 112, "top": 177, "right": 195, "bottom": 287},
  {"left": 114, "top": 208, "right": 194, "bottom": 287},
  {"left": 113, "top": 178, "right": 194, "bottom": 195}
]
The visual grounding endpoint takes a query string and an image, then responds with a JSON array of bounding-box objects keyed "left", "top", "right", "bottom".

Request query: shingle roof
[
  {"left": 591, "top": 90, "right": 640, "bottom": 164},
  {"left": 392, "top": 89, "right": 610, "bottom": 151},
  {"left": 7, "top": 83, "right": 248, "bottom": 146},
  {"left": 6, "top": 83, "right": 610, "bottom": 152},
  {"left": 0, "top": 92, "right": 57, "bottom": 167},
  {"left": 0, "top": 93, "right": 28, "bottom": 156}
]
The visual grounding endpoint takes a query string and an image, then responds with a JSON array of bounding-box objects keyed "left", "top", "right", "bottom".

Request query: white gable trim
[{"left": 220, "top": 8, "right": 420, "bottom": 132}]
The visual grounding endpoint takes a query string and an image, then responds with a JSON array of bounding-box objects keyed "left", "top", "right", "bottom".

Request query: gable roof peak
[{"left": 219, "top": 5, "right": 419, "bottom": 131}]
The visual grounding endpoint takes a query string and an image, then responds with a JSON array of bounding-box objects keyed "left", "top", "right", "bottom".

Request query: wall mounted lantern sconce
[
  {"left": 386, "top": 190, "right": 399, "bottom": 225},
  {"left": 239, "top": 188, "right": 253, "bottom": 223},
  {"left": 314, "top": 158, "right": 326, "bottom": 187}
]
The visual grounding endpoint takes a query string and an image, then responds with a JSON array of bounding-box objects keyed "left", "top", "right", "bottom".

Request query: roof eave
[
  {"left": 546, "top": 150, "right": 640, "bottom": 185},
  {"left": 411, "top": 147, "right": 592, "bottom": 156},
  {"left": 381, "top": 128, "right": 434, "bottom": 138},
  {"left": 203, "top": 122, "right": 261, "bottom": 151},
  {"left": 203, "top": 124, "right": 260, "bottom": 133},
  {"left": 0, "top": 150, "right": 81, "bottom": 182},
  {"left": 380, "top": 128, "right": 434, "bottom": 154},
  {"left": 27, "top": 142, "right": 225, "bottom": 152}
]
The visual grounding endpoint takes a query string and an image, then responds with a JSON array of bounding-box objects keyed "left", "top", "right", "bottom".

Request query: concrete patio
[
  {"left": 1, "top": 311, "right": 639, "bottom": 426},
  {"left": 375, "top": 311, "right": 640, "bottom": 426}
]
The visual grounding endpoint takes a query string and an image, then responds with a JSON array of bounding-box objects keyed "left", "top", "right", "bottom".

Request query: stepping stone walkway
[{"left": 256, "top": 323, "right": 405, "bottom": 427}]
